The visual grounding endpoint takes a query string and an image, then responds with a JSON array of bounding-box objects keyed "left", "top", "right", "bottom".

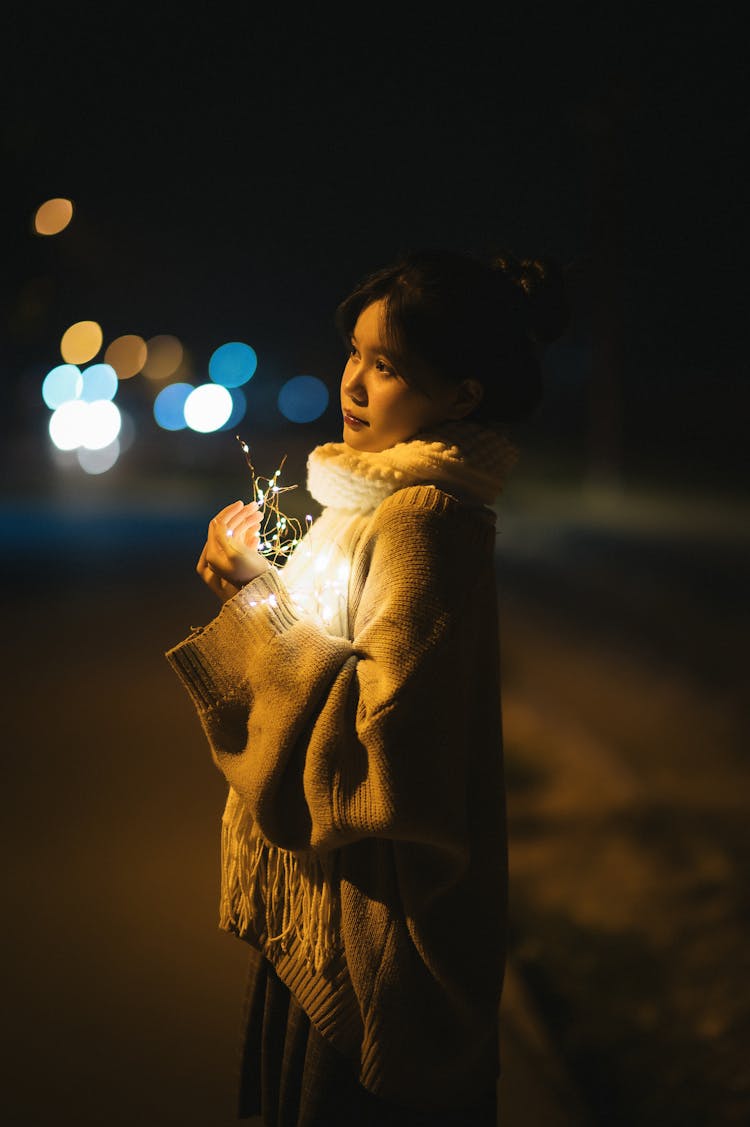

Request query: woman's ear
[{"left": 448, "top": 379, "right": 484, "bottom": 419}]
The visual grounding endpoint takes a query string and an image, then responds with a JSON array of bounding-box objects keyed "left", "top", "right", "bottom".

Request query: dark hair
[{"left": 335, "top": 247, "right": 570, "bottom": 425}]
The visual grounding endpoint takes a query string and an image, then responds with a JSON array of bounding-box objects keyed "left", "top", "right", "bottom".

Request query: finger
[
  {"left": 211, "top": 521, "right": 240, "bottom": 554},
  {"left": 232, "top": 511, "right": 263, "bottom": 538},
  {"left": 220, "top": 515, "right": 260, "bottom": 552},
  {"left": 238, "top": 526, "right": 261, "bottom": 550},
  {"left": 225, "top": 501, "right": 261, "bottom": 534},
  {"left": 212, "top": 499, "right": 245, "bottom": 527},
  {"left": 197, "top": 555, "right": 219, "bottom": 591},
  {"left": 196, "top": 542, "right": 209, "bottom": 573},
  {"left": 203, "top": 537, "right": 229, "bottom": 572},
  {"left": 198, "top": 546, "right": 221, "bottom": 579},
  {"left": 208, "top": 516, "right": 238, "bottom": 550}
]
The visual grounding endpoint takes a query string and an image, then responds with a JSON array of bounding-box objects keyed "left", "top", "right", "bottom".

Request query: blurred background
[{"left": 2, "top": 5, "right": 748, "bottom": 1126}]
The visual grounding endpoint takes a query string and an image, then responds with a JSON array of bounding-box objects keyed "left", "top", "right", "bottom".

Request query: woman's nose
[{"left": 343, "top": 366, "right": 367, "bottom": 404}]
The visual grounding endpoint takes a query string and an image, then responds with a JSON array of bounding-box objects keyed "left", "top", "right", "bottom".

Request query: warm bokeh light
[
  {"left": 61, "top": 320, "right": 103, "bottom": 365},
  {"left": 34, "top": 197, "right": 74, "bottom": 235},
  {"left": 42, "top": 363, "right": 83, "bottom": 409},
  {"left": 105, "top": 334, "right": 148, "bottom": 380},
  {"left": 278, "top": 375, "right": 329, "bottom": 423},
  {"left": 209, "top": 341, "right": 258, "bottom": 388},
  {"left": 80, "top": 363, "right": 118, "bottom": 402},
  {"left": 142, "top": 334, "right": 184, "bottom": 381},
  {"left": 153, "top": 382, "right": 193, "bottom": 431},
  {"left": 184, "top": 384, "right": 233, "bottom": 433}
]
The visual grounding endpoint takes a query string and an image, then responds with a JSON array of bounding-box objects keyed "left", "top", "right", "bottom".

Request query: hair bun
[{"left": 492, "top": 252, "right": 570, "bottom": 344}]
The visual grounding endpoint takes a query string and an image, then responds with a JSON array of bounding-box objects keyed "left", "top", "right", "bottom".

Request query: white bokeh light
[
  {"left": 78, "top": 439, "right": 121, "bottom": 474},
  {"left": 49, "top": 399, "right": 89, "bottom": 450},
  {"left": 48, "top": 399, "right": 122, "bottom": 451},
  {"left": 183, "top": 383, "right": 233, "bottom": 433},
  {"left": 81, "top": 400, "right": 122, "bottom": 449}
]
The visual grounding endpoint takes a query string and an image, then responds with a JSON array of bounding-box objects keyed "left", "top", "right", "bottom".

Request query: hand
[{"left": 196, "top": 499, "right": 270, "bottom": 602}]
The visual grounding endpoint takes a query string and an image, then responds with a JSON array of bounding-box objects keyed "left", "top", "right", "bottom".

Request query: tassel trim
[{"left": 219, "top": 787, "right": 341, "bottom": 974}]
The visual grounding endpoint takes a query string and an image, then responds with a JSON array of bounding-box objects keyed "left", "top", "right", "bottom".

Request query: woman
[{"left": 165, "top": 247, "right": 569, "bottom": 1125}]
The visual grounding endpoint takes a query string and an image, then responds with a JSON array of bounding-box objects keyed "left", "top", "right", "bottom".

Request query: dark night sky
[{"left": 3, "top": 4, "right": 747, "bottom": 493}]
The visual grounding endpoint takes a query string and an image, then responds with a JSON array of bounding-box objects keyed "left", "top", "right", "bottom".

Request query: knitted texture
[
  {"left": 165, "top": 422, "right": 511, "bottom": 1111},
  {"left": 307, "top": 419, "right": 517, "bottom": 511}
]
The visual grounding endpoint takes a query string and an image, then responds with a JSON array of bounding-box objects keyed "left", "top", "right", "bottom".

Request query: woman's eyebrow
[{"left": 350, "top": 332, "right": 398, "bottom": 364}]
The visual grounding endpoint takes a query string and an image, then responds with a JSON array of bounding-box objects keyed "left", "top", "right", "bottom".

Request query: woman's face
[{"left": 340, "top": 299, "right": 465, "bottom": 453}]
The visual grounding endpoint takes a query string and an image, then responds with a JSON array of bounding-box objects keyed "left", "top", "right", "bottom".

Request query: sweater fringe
[{"left": 219, "top": 787, "right": 340, "bottom": 974}]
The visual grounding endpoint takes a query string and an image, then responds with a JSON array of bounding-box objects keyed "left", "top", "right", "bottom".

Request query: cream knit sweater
[{"left": 165, "top": 421, "right": 515, "bottom": 1111}]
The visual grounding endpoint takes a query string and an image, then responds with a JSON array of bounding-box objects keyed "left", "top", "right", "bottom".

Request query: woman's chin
[{"left": 343, "top": 427, "right": 377, "bottom": 452}]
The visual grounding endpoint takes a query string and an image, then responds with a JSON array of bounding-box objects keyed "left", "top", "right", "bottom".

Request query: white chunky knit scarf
[{"left": 307, "top": 420, "right": 517, "bottom": 511}]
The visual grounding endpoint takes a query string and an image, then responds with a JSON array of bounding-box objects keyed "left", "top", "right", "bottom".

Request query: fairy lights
[
  {"left": 290, "top": 550, "right": 351, "bottom": 627},
  {"left": 236, "top": 434, "right": 311, "bottom": 566},
  {"left": 235, "top": 435, "right": 350, "bottom": 629}
]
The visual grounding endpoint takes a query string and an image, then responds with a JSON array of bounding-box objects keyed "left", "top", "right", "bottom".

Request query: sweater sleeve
[{"left": 165, "top": 486, "right": 497, "bottom": 856}]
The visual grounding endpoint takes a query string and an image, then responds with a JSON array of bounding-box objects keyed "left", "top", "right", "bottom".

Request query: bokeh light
[
  {"left": 209, "top": 341, "right": 258, "bottom": 388},
  {"left": 105, "top": 334, "right": 147, "bottom": 380},
  {"left": 61, "top": 320, "right": 103, "bottom": 365},
  {"left": 184, "top": 384, "right": 233, "bottom": 433},
  {"left": 80, "top": 363, "right": 118, "bottom": 402},
  {"left": 42, "top": 363, "right": 83, "bottom": 409},
  {"left": 78, "top": 439, "right": 121, "bottom": 475},
  {"left": 153, "top": 382, "right": 193, "bottom": 431},
  {"left": 34, "top": 198, "right": 73, "bottom": 235},
  {"left": 277, "top": 375, "right": 329, "bottom": 423},
  {"left": 219, "top": 387, "right": 248, "bottom": 430},
  {"left": 49, "top": 400, "right": 89, "bottom": 450},
  {"left": 48, "top": 399, "right": 122, "bottom": 451},
  {"left": 81, "top": 401, "right": 121, "bottom": 449},
  {"left": 142, "top": 334, "right": 183, "bottom": 381}
]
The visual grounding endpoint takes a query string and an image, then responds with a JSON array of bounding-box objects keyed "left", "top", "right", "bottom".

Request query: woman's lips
[{"left": 343, "top": 411, "right": 368, "bottom": 429}]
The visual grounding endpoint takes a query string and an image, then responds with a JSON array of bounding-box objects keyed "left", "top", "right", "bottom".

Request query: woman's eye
[{"left": 375, "top": 360, "right": 395, "bottom": 376}]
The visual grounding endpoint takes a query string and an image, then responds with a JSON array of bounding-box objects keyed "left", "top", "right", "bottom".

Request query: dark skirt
[{"left": 236, "top": 945, "right": 498, "bottom": 1127}]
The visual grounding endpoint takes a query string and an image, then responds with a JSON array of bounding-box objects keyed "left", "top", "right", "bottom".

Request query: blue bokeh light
[
  {"left": 153, "top": 382, "right": 194, "bottom": 431},
  {"left": 42, "top": 364, "right": 83, "bottom": 409},
  {"left": 277, "top": 375, "right": 329, "bottom": 423},
  {"left": 81, "top": 363, "right": 118, "bottom": 402},
  {"left": 219, "top": 387, "right": 248, "bottom": 430},
  {"left": 209, "top": 341, "right": 258, "bottom": 388}
]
